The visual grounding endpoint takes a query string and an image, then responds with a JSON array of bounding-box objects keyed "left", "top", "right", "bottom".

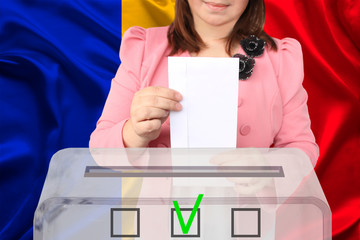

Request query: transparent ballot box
[{"left": 34, "top": 148, "right": 331, "bottom": 239}]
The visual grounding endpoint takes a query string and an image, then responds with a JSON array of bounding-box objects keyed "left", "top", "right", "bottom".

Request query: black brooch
[
  {"left": 233, "top": 35, "right": 265, "bottom": 80},
  {"left": 233, "top": 54, "right": 255, "bottom": 80}
]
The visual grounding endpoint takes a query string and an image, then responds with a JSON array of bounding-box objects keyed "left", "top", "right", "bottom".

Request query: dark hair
[{"left": 167, "top": 0, "right": 277, "bottom": 56}]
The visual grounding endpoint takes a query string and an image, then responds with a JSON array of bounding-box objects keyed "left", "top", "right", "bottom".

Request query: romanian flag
[
  {"left": 0, "top": 1, "right": 359, "bottom": 239},
  {"left": 122, "top": 0, "right": 175, "bottom": 35}
]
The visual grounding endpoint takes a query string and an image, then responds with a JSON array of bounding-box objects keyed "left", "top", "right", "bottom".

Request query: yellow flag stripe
[
  {"left": 120, "top": 1, "right": 175, "bottom": 233},
  {"left": 122, "top": 0, "right": 175, "bottom": 35}
]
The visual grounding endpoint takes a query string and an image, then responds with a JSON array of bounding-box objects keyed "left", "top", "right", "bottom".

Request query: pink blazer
[{"left": 89, "top": 26, "right": 319, "bottom": 166}]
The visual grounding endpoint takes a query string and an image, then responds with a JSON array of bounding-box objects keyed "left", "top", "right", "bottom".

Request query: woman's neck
[
  {"left": 193, "top": 21, "right": 238, "bottom": 57},
  {"left": 195, "top": 21, "right": 231, "bottom": 41}
]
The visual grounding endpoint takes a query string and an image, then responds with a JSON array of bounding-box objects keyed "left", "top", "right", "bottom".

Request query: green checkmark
[{"left": 173, "top": 194, "right": 204, "bottom": 234}]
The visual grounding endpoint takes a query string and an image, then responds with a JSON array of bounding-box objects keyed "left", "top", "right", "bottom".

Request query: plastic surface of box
[{"left": 34, "top": 148, "right": 331, "bottom": 239}]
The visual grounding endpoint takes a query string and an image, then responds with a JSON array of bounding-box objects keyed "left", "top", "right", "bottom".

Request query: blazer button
[
  {"left": 238, "top": 98, "right": 243, "bottom": 107},
  {"left": 157, "top": 143, "right": 168, "bottom": 148},
  {"left": 240, "top": 125, "right": 251, "bottom": 136}
]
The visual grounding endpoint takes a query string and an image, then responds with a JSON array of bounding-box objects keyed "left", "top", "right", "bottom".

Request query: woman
[{"left": 90, "top": 0, "right": 319, "bottom": 165}]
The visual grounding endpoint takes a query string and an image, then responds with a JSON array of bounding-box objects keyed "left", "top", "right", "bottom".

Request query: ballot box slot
[{"left": 84, "top": 166, "right": 284, "bottom": 178}]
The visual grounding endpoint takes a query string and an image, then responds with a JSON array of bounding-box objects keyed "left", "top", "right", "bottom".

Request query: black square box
[
  {"left": 231, "top": 208, "right": 261, "bottom": 237},
  {"left": 171, "top": 208, "right": 200, "bottom": 238},
  {"left": 111, "top": 208, "right": 140, "bottom": 238}
]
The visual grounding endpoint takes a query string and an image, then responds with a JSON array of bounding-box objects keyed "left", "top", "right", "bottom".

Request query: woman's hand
[
  {"left": 210, "top": 149, "right": 273, "bottom": 195},
  {"left": 123, "top": 86, "right": 182, "bottom": 147}
]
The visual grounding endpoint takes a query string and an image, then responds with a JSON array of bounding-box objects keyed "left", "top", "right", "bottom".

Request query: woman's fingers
[
  {"left": 133, "top": 86, "right": 182, "bottom": 110},
  {"left": 139, "top": 86, "right": 182, "bottom": 102},
  {"left": 132, "top": 107, "right": 169, "bottom": 122},
  {"left": 133, "top": 95, "right": 182, "bottom": 113},
  {"left": 127, "top": 86, "right": 183, "bottom": 145},
  {"left": 234, "top": 178, "right": 270, "bottom": 195},
  {"left": 133, "top": 119, "right": 162, "bottom": 136}
]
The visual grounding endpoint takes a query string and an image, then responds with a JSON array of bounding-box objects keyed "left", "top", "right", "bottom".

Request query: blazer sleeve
[
  {"left": 89, "top": 26, "right": 146, "bottom": 148},
  {"left": 273, "top": 38, "right": 319, "bottom": 166}
]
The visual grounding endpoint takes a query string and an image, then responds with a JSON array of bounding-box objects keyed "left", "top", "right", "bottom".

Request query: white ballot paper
[{"left": 168, "top": 57, "right": 239, "bottom": 148}]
